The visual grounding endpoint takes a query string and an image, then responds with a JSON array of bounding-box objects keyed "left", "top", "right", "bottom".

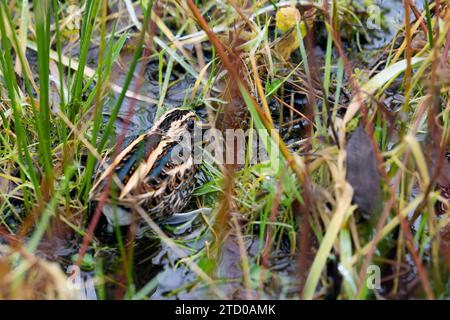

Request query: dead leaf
[{"left": 346, "top": 125, "right": 382, "bottom": 220}]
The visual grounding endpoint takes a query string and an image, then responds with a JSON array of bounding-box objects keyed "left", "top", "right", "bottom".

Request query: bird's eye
[{"left": 187, "top": 119, "right": 195, "bottom": 130}]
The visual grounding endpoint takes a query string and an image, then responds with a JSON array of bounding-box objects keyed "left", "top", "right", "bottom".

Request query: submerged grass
[{"left": 0, "top": 0, "right": 449, "bottom": 300}]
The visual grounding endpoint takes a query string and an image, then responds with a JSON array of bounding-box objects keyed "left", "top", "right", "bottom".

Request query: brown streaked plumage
[{"left": 90, "top": 108, "right": 199, "bottom": 226}]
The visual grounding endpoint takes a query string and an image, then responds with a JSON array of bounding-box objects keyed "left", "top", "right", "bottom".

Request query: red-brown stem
[
  {"left": 410, "top": 2, "right": 429, "bottom": 36},
  {"left": 404, "top": 0, "right": 412, "bottom": 113}
]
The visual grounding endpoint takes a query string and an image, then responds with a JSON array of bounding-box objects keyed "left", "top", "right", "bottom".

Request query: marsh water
[{"left": 1, "top": 0, "right": 428, "bottom": 300}]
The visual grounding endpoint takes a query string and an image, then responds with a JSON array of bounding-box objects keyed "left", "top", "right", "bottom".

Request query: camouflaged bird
[{"left": 90, "top": 108, "right": 199, "bottom": 226}]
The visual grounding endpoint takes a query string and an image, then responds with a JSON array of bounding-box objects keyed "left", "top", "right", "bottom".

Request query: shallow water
[
  {"left": 2, "top": 0, "right": 438, "bottom": 300},
  {"left": 84, "top": 0, "right": 428, "bottom": 299}
]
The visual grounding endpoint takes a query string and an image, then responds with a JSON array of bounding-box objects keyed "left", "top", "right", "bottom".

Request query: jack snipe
[{"left": 90, "top": 109, "right": 199, "bottom": 226}]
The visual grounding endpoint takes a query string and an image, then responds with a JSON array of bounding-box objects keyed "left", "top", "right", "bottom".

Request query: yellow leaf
[
  {"left": 274, "top": 7, "right": 308, "bottom": 60},
  {"left": 276, "top": 7, "right": 301, "bottom": 34},
  {"left": 274, "top": 29, "right": 300, "bottom": 60}
]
